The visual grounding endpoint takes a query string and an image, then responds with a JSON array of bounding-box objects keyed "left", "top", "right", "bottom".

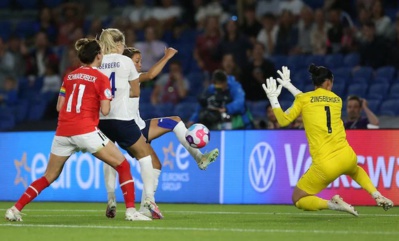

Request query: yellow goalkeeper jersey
[{"left": 273, "top": 88, "right": 350, "bottom": 162}]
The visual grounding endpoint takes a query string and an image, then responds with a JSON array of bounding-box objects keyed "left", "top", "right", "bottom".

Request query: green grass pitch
[{"left": 1, "top": 202, "right": 398, "bottom": 241}]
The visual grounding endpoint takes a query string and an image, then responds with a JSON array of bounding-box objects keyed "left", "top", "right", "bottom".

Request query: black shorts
[
  {"left": 140, "top": 119, "right": 152, "bottom": 143},
  {"left": 98, "top": 119, "right": 142, "bottom": 150}
]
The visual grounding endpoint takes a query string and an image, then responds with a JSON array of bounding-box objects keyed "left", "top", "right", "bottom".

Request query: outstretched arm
[
  {"left": 262, "top": 77, "right": 300, "bottom": 127},
  {"left": 276, "top": 66, "right": 302, "bottom": 96},
  {"left": 139, "top": 47, "right": 178, "bottom": 82}
]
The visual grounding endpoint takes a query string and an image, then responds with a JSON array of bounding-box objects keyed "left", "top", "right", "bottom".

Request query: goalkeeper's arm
[{"left": 276, "top": 66, "right": 302, "bottom": 96}]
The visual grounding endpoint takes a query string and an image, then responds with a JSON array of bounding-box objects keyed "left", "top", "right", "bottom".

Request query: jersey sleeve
[
  {"left": 273, "top": 95, "right": 303, "bottom": 127},
  {"left": 59, "top": 81, "right": 66, "bottom": 97},
  {"left": 96, "top": 73, "right": 113, "bottom": 100}
]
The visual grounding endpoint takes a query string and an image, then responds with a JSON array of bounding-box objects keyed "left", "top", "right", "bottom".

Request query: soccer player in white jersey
[
  {"left": 97, "top": 28, "right": 162, "bottom": 219},
  {"left": 103, "top": 46, "right": 219, "bottom": 218}
]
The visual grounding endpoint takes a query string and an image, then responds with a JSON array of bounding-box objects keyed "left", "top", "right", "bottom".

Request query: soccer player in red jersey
[{"left": 5, "top": 38, "right": 150, "bottom": 222}]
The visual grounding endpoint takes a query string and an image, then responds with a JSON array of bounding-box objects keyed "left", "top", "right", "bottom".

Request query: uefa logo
[{"left": 248, "top": 142, "right": 276, "bottom": 192}]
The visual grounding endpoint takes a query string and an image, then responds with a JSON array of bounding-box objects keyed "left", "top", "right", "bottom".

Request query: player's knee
[
  {"left": 169, "top": 116, "right": 181, "bottom": 122},
  {"left": 118, "top": 159, "right": 130, "bottom": 169}
]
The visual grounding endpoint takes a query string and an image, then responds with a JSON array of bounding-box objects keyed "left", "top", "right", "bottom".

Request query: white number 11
[{"left": 66, "top": 84, "right": 86, "bottom": 113}]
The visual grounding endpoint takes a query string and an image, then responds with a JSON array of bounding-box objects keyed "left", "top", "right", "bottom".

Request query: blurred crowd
[{"left": 1, "top": 0, "right": 399, "bottom": 131}]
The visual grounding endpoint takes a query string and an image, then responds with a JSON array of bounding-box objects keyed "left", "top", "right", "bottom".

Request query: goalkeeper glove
[
  {"left": 262, "top": 77, "right": 282, "bottom": 108},
  {"left": 277, "top": 66, "right": 302, "bottom": 96}
]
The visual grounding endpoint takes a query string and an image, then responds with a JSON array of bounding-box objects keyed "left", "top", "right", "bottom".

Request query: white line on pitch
[
  {"left": 0, "top": 209, "right": 397, "bottom": 217},
  {"left": 0, "top": 224, "right": 398, "bottom": 235}
]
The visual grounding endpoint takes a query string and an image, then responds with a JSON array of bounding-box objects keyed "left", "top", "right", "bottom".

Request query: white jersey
[{"left": 98, "top": 54, "right": 139, "bottom": 120}]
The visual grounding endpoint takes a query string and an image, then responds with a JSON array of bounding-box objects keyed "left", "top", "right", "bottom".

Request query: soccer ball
[{"left": 185, "top": 123, "right": 210, "bottom": 148}]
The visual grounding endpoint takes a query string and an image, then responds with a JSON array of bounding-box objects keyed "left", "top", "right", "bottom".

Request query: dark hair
[
  {"left": 347, "top": 95, "right": 362, "bottom": 106},
  {"left": 262, "top": 13, "right": 276, "bottom": 21},
  {"left": 212, "top": 69, "right": 228, "bottom": 83},
  {"left": 308, "top": 64, "right": 334, "bottom": 86},
  {"left": 363, "top": 21, "right": 375, "bottom": 29},
  {"left": 75, "top": 38, "right": 101, "bottom": 64},
  {"left": 123, "top": 47, "right": 141, "bottom": 58}
]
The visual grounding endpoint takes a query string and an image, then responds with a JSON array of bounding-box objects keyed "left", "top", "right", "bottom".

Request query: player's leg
[
  {"left": 139, "top": 146, "right": 162, "bottom": 219},
  {"left": 147, "top": 116, "right": 219, "bottom": 170},
  {"left": 90, "top": 130, "right": 151, "bottom": 221},
  {"left": 138, "top": 120, "right": 162, "bottom": 218},
  {"left": 5, "top": 136, "right": 72, "bottom": 221},
  {"left": 98, "top": 121, "right": 119, "bottom": 218},
  {"left": 103, "top": 162, "right": 117, "bottom": 218},
  {"left": 99, "top": 120, "right": 157, "bottom": 219},
  {"left": 121, "top": 121, "right": 162, "bottom": 219},
  {"left": 344, "top": 147, "right": 394, "bottom": 210},
  {"left": 293, "top": 165, "right": 329, "bottom": 211},
  {"left": 294, "top": 159, "right": 358, "bottom": 216}
]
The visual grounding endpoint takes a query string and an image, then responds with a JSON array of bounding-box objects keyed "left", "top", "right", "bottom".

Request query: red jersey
[{"left": 56, "top": 66, "right": 112, "bottom": 136}]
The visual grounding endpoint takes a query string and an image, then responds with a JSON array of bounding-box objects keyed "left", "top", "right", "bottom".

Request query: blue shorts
[
  {"left": 141, "top": 119, "right": 152, "bottom": 143},
  {"left": 98, "top": 119, "right": 142, "bottom": 150}
]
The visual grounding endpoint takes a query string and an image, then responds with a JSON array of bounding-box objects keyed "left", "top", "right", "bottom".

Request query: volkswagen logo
[{"left": 248, "top": 142, "right": 276, "bottom": 192}]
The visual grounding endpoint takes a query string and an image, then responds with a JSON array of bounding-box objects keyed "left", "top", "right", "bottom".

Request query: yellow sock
[
  {"left": 295, "top": 196, "right": 328, "bottom": 211},
  {"left": 349, "top": 166, "right": 377, "bottom": 194}
]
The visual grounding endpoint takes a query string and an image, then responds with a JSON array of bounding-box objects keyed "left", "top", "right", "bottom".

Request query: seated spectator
[
  {"left": 135, "top": 26, "right": 167, "bottom": 72},
  {"left": 195, "top": 0, "right": 229, "bottom": 30},
  {"left": 189, "top": 70, "right": 253, "bottom": 130},
  {"left": 193, "top": 16, "right": 221, "bottom": 74},
  {"left": 86, "top": 18, "right": 103, "bottom": 38},
  {"left": 310, "top": 9, "right": 331, "bottom": 55},
  {"left": 61, "top": 47, "right": 81, "bottom": 78},
  {"left": 354, "top": 6, "right": 372, "bottom": 43},
  {"left": 297, "top": 6, "right": 314, "bottom": 54},
  {"left": 221, "top": 53, "right": 241, "bottom": 84},
  {"left": 217, "top": 18, "right": 252, "bottom": 69},
  {"left": 34, "top": 7, "right": 58, "bottom": 44},
  {"left": 279, "top": 0, "right": 305, "bottom": 16},
  {"left": 358, "top": 21, "right": 389, "bottom": 68},
  {"left": 122, "top": 0, "right": 152, "bottom": 31},
  {"left": 25, "top": 31, "right": 59, "bottom": 79},
  {"left": 0, "top": 76, "right": 18, "bottom": 106},
  {"left": 344, "top": 95, "right": 379, "bottom": 129},
  {"left": 256, "top": 13, "right": 278, "bottom": 57},
  {"left": 148, "top": 0, "right": 182, "bottom": 32},
  {"left": 371, "top": 0, "right": 391, "bottom": 38},
  {"left": 0, "top": 37, "right": 16, "bottom": 78},
  {"left": 255, "top": 0, "right": 279, "bottom": 19},
  {"left": 274, "top": 10, "right": 299, "bottom": 55},
  {"left": 239, "top": 4, "right": 262, "bottom": 44},
  {"left": 7, "top": 35, "right": 27, "bottom": 78},
  {"left": 241, "top": 42, "right": 276, "bottom": 101},
  {"left": 41, "top": 62, "right": 61, "bottom": 95},
  {"left": 54, "top": 2, "right": 84, "bottom": 46},
  {"left": 150, "top": 61, "right": 189, "bottom": 105},
  {"left": 326, "top": 8, "right": 344, "bottom": 53}
]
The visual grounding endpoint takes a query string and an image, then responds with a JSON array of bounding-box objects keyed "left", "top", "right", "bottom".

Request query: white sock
[
  {"left": 103, "top": 163, "right": 117, "bottom": 201},
  {"left": 139, "top": 155, "right": 155, "bottom": 202},
  {"left": 173, "top": 121, "right": 203, "bottom": 163},
  {"left": 372, "top": 191, "right": 381, "bottom": 199},
  {"left": 153, "top": 168, "right": 161, "bottom": 194},
  {"left": 141, "top": 168, "right": 161, "bottom": 208}
]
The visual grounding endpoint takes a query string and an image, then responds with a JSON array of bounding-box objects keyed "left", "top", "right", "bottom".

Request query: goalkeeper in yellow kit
[{"left": 262, "top": 64, "right": 393, "bottom": 216}]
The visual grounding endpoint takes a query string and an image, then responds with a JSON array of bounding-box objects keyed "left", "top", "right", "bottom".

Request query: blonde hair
[{"left": 99, "top": 28, "right": 125, "bottom": 54}]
